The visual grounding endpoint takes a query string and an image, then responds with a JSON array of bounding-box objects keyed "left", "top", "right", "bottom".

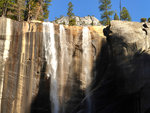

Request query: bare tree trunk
[
  {"left": 34, "top": 5, "right": 41, "bottom": 20},
  {"left": 120, "top": 0, "right": 121, "bottom": 20},
  {"left": 18, "top": 8, "right": 21, "bottom": 21},
  {"left": 27, "top": 3, "right": 31, "bottom": 21},
  {"left": 2, "top": 2, "right": 8, "bottom": 16},
  {"left": 34, "top": 0, "right": 43, "bottom": 20}
]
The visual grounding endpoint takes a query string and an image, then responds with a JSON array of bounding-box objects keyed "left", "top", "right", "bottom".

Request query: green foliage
[
  {"left": 67, "top": 2, "right": 74, "bottom": 18},
  {"left": 0, "top": 0, "right": 51, "bottom": 21},
  {"left": 0, "top": 0, "right": 18, "bottom": 20},
  {"left": 25, "top": 0, "right": 51, "bottom": 21},
  {"left": 120, "top": 7, "right": 131, "bottom": 21},
  {"left": 69, "top": 18, "right": 76, "bottom": 26},
  {"left": 148, "top": 18, "right": 150, "bottom": 23},
  {"left": 99, "top": 0, "right": 114, "bottom": 25},
  {"left": 140, "top": 18, "right": 147, "bottom": 22},
  {"left": 41, "top": 0, "right": 51, "bottom": 21},
  {"left": 114, "top": 13, "right": 119, "bottom": 20}
]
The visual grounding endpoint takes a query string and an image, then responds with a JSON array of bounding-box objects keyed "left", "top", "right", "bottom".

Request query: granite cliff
[
  {"left": 0, "top": 17, "right": 150, "bottom": 113},
  {"left": 0, "top": 17, "right": 105, "bottom": 113},
  {"left": 53, "top": 16, "right": 101, "bottom": 26}
]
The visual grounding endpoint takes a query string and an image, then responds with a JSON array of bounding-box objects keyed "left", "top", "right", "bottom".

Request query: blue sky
[{"left": 49, "top": 0, "right": 150, "bottom": 22}]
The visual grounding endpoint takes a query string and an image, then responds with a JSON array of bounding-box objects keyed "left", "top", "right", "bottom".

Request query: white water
[
  {"left": 43, "top": 24, "right": 92, "bottom": 113},
  {"left": 43, "top": 22, "right": 59, "bottom": 113},
  {"left": 82, "top": 27, "right": 92, "bottom": 113},
  {"left": 82, "top": 27, "right": 92, "bottom": 89},
  {"left": 3, "top": 19, "right": 11, "bottom": 61},
  {"left": 0, "top": 19, "right": 12, "bottom": 112}
]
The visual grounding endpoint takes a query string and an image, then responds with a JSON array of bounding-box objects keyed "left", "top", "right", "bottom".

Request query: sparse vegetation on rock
[
  {"left": 114, "top": 13, "right": 119, "bottom": 20},
  {"left": 148, "top": 18, "right": 150, "bottom": 23},
  {"left": 140, "top": 18, "right": 147, "bottom": 22}
]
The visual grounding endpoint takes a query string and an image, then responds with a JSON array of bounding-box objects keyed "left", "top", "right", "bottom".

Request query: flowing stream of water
[
  {"left": 82, "top": 26, "right": 92, "bottom": 113},
  {"left": 43, "top": 23, "right": 93, "bottom": 113},
  {"left": 43, "top": 22, "right": 59, "bottom": 113}
]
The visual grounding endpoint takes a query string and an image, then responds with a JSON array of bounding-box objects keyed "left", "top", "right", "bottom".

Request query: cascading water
[
  {"left": 43, "top": 23, "right": 93, "bottom": 113},
  {"left": 43, "top": 22, "right": 59, "bottom": 113},
  {"left": 0, "top": 19, "right": 11, "bottom": 112},
  {"left": 81, "top": 26, "right": 92, "bottom": 89},
  {"left": 82, "top": 27, "right": 92, "bottom": 113}
]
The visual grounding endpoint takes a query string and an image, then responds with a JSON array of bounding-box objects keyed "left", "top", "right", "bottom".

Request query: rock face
[
  {"left": 0, "top": 17, "right": 44, "bottom": 113},
  {"left": 0, "top": 17, "right": 105, "bottom": 113},
  {"left": 1, "top": 17, "right": 150, "bottom": 113},
  {"left": 53, "top": 16, "right": 101, "bottom": 26},
  {"left": 81, "top": 20, "right": 150, "bottom": 113}
]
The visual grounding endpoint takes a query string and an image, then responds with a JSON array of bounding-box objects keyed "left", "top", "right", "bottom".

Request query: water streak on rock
[{"left": 59, "top": 25, "right": 69, "bottom": 106}]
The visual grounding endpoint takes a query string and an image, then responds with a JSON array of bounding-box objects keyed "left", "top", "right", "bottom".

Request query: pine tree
[
  {"left": 0, "top": 0, "right": 51, "bottom": 21},
  {"left": 114, "top": 13, "right": 119, "bottom": 20},
  {"left": 24, "top": 0, "right": 51, "bottom": 21},
  {"left": 0, "top": 0, "right": 17, "bottom": 19},
  {"left": 120, "top": 7, "right": 131, "bottom": 21},
  {"left": 67, "top": 2, "right": 76, "bottom": 26},
  {"left": 99, "top": 0, "right": 113, "bottom": 25},
  {"left": 40, "top": 0, "right": 51, "bottom": 21},
  {"left": 67, "top": 2, "right": 74, "bottom": 18},
  {"left": 17, "top": 0, "right": 26, "bottom": 21}
]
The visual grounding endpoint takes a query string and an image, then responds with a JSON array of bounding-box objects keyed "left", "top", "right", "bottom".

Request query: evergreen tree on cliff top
[
  {"left": 120, "top": 7, "right": 131, "bottom": 21},
  {"left": 67, "top": 2, "right": 76, "bottom": 26},
  {"left": 99, "top": 0, "right": 113, "bottom": 25},
  {"left": 114, "top": 13, "right": 119, "bottom": 20},
  {"left": 0, "top": 0, "right": 18, "bottom": 19},
  {"left": 0, "top": 0, "right": 51, "bottom": 21},
  {"left": 24, "top": 0, "right": 51, "bottom": 21},
  {"left": 67, "top": 2, "right": 74, "bottom": 18}
]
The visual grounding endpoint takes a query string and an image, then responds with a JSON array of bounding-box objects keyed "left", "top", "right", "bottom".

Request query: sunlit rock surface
[
  {"left": 2, "top": 18, "right": 150, "bottom": 113},
  {"left": 53, "top": 16, "right": 101, "bottom": 26},
  {"left": 0, "top": 17, "right": 105, "bottom": 113}
]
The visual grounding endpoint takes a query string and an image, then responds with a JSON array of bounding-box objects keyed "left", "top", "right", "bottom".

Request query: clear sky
[{"left": 49, "top": 0, "right": 150, "bottom": 22}]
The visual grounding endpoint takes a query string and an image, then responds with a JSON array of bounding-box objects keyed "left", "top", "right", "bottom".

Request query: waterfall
[
  {"left": 0, "top": 19, "right": 11, "bottom": 112},
  {"left": 81, "top": 26, "right": 92, "bottom": 89},
  {"left": 3, "top": 19, "right": 11, "bottom": 61},
  {"left": 82, "top": 27, "right": 92, "bottom": 113},
  {"left": 43, "top": 23, "right": 93, "bottom": 113},
  {"left": 43, "top": 22, "right": 59, "bottom": 113}
]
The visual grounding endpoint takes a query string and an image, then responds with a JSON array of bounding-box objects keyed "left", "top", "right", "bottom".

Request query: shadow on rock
[{"left": 30, "top": 61, "right": 51, "bottom": 113}]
